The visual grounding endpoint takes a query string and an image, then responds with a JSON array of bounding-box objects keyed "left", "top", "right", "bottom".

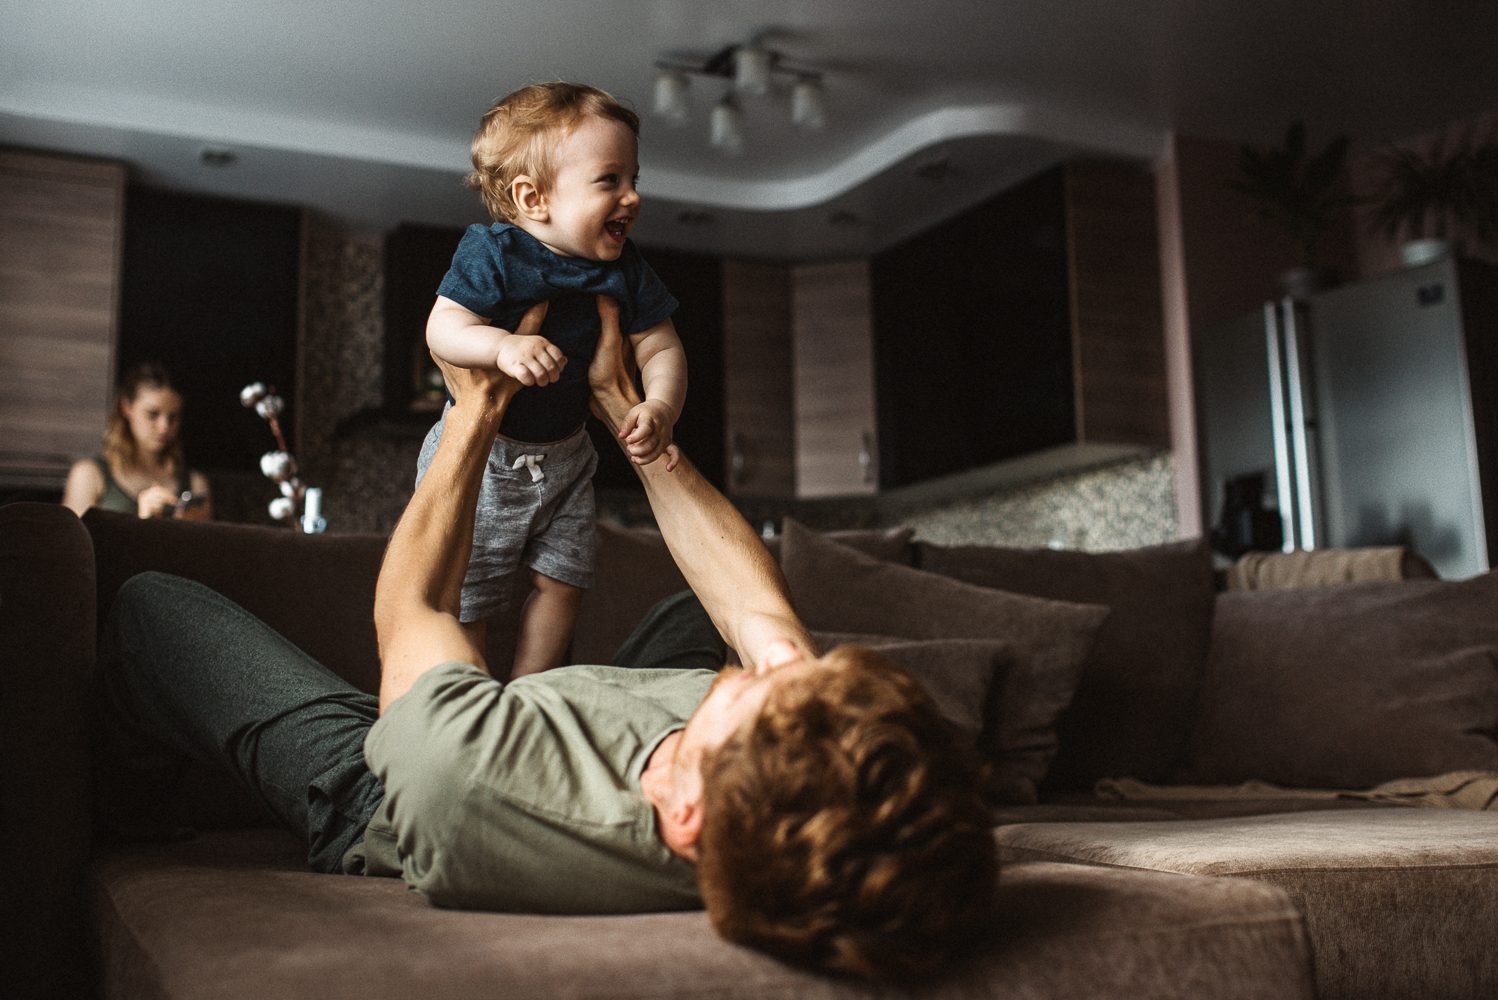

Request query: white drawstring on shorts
[{"left": 513, "top": 453, "right": 546, "bottom": 482}]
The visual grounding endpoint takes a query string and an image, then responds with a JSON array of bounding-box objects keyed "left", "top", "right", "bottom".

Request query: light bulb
[
  {"left": 791, "top": 78, "right": 826, "bottom": 131},
  {"left": 733, "top": 45, "right": 771, "bottom": 97},
  {"left": 710, "top": 100, "right": 744, "bottom": 156},
  {"left": 653, "top": 71, "right": 689, "bottom": 123}
]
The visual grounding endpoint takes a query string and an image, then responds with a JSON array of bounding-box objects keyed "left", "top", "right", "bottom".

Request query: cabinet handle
[
  {"left": 731, "top": 431, "right": 748, "bottom": 487},
  {"left": 860, "top": 430, "right": 876, "bottom": 484}
]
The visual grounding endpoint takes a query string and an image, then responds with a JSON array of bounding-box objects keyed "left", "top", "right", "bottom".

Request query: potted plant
[
  {"left": 1227, "top": 121, "right": 1359, "bottom": 296},
  {"left": 1367, "top": 127, "right": 1498, "bottom": 266}
]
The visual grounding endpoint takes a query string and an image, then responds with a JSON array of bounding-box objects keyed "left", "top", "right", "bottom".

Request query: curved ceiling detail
[
  {"left": 641, "top": 103, "right": 1166, "bottom": 211},
  {"left": 3, "top": 81, "right": 1166, "bottom": 215}
]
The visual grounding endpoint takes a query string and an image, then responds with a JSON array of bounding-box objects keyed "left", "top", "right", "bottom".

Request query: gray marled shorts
[{"left": 416, "top": 413, "right": 597, "bottom": 622}]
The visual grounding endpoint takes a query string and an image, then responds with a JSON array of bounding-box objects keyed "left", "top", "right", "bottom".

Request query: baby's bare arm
[
  {"left": 631, "top": 319, "right": 687, "bottom": 422},
  {"left": 427, "top": 296, "right": 505, "bottom": 368},
  {"left": 619, "top": 319, "right": 687, "bottom": 465},
  {"left": 428, "top": 296, "right": 562, "bottom": 386}
]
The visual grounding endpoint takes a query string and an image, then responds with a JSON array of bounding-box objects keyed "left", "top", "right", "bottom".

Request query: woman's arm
[{"left": 62, "top": 459, "right": 104, "bottom": 516}]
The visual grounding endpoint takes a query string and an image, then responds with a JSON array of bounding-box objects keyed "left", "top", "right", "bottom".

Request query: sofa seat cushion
[
  {"left": 91, "top": 829, "right": 1313, "bottom": 1000},
  {"left": 994, "top": 810, "right": 1498, "bottom": 1000}
]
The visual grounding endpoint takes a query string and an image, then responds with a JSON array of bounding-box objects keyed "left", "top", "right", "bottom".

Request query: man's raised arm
[
  {"left": 588, "top": 296, "right": 817, "bottom": 672},
  {"left": 373, "top": 304, "right": 541, "bottom": 712}
]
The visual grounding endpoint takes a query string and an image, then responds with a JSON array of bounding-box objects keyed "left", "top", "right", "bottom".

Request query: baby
[{"left": 419, "top": 82, "right": 687, "bottom": 677}]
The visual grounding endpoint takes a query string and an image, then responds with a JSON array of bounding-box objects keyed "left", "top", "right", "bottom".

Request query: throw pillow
[
  {"left": 810, "top": 631, "right": 1002, "bottom": 737},
  {"left": 915, "top": 539, "right": 1217, "bottom": 790},
  {"left": 1191, "top": 573, "right": 1498, "bottom": 789},
  {"left": 781, "top": 519, "right": 1111, "bottom": 802},
  {"left": 761, "top": 524, "right": 915, "bottom": 566}
]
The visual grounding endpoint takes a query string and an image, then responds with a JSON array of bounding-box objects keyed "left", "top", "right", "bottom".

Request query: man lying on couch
[{"left": 96, "top": 296, "right": 995, "bottom": 980}]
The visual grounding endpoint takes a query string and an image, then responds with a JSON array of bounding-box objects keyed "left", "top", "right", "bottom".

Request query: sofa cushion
[
  {"left": 780, "top": 519, "right": 1110, "bottom": 802},
  {"left": 915, "top": 538, "right": 1216, "bottom": 790},
  {"left": 1191, "top": 573, "right": 1498, "bottom": 789},
  {"left": 91, "top": 829, "right": 1314, "bottom": 1000},
  {"left": 994, "top": 809, "right": 1498, "bottom": 1000},
  {"left": 810, "top": 632, "right": 1002, "bottom": 736},
  {"left": 760, "top": 524, "right": 915, "bottom": 565},
  {"left": 571, "top": 522, "right": 691, "bottom": 667}
]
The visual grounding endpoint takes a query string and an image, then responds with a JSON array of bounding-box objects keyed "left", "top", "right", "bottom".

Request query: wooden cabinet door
[
  {"left": 0, "top": 150, "right": 125, "bottom": 490},
  {"left": 793, "top": 260, "right": 877, "bottom": 497}
]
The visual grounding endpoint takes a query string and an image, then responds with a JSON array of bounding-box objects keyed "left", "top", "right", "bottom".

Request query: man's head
[
  {"left": 467, "top": 82, "right": 642, "bottom": 260},
  {"left": 691, "top": 646, "right": 997, "bottom": 980}
]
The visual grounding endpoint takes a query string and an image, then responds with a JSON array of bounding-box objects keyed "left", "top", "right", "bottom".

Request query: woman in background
[{"left": 63, "top": 362, "right": 211, "bottom": 520}]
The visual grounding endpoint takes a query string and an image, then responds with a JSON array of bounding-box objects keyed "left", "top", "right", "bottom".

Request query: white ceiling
[{"left": 4, "top": 1, "right": 1495, "bottom": 259}]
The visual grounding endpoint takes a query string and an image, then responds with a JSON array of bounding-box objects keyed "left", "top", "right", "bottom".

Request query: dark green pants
[{"left": 95, "top": 572, "right": 724, "bottom": 873}]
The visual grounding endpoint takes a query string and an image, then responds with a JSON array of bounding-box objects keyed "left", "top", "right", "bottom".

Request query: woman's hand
[{"left": 136, "top": 484, "right": 179, "bottom": 519}]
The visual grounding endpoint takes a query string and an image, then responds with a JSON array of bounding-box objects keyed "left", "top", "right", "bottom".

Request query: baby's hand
[
  {"left": 497, "top": 334, "right": 566, "bottom": 386},
  {"left": 620, "top": 399, "right": 680, "bottom": 469}
]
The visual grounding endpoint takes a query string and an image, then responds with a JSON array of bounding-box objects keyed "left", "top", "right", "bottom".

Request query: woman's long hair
[{"left": 102, "top": 362, "right": 184, "bottom": 479}]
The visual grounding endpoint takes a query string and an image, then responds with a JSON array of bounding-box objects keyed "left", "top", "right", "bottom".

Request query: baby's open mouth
[{"left": 605, "top": 219, "right": 629, "bottom": 239}]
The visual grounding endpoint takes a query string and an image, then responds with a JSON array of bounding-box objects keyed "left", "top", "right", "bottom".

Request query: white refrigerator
[{"left": 1195, "top": 257, "right": 1498, "bottom": 579}]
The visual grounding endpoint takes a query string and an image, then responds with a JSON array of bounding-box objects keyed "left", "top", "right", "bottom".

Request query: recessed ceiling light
[{"left": 199, "top": 147, "right": 237, "bottom": 168}]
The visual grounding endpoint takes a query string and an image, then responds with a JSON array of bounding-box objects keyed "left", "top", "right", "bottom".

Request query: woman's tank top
[{"left": 91, "top": 456, "right": 190, "bottom": 515}]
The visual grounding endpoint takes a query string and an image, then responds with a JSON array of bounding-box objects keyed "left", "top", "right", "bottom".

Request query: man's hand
[
  {"left": 441, "top": 301, "right": 546, "bottom": 415},
  {"left": 496, "top": 329, "right": 565, "bottom": 387},
  {"left": 620, "top": 399, "right": 679, "bottom": 469},
  {"left": 589, "top": 295, "right": 680, "bottom": 469}
]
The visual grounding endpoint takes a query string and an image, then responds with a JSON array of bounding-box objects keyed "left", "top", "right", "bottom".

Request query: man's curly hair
[
  {"left": 466, "top": 81, "right": 639, "bottom": 223},
  {"left": 696, "top": 646, "right": 997, "bottom": 980}
]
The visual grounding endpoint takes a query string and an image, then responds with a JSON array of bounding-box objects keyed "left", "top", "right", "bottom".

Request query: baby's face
[{"left": 529, "top": 115, "right": 641, "bottom": 261}]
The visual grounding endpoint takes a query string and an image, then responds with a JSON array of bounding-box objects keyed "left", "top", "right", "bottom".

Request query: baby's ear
[{"left": 511, "top": 176, "right": 548, "bottom": 222}]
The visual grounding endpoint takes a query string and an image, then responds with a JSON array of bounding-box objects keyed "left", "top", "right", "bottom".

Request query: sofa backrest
[
  {"left": 914, "top": 538, "right": 1218, "bottom": 791},
  {"left": 85, "top": 508, "right": 390, "bottom": 693}
]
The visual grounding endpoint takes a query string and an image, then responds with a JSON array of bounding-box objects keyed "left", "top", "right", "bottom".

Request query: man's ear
[
  {"left": 511, "top": 176, "right": 548, "bottom": 222},
  {"left": 659, "top": 797, "right": 704, "bottom": 863}
]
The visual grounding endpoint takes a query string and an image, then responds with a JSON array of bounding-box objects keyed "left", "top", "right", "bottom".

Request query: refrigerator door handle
[
  {"left": 1264, "top": 302, "right": 1297, "bottom": 551},
  {"left": 1281, "top": 299, "right": 1317, "bottom": 550}
]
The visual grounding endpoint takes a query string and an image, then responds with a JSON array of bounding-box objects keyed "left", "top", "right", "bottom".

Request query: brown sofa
[{"left": 4, "top": 500, "right": 1498, "bottom": 1000}]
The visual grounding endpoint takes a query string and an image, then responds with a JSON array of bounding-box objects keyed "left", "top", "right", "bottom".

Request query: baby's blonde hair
[{"left": 467, "top": 82, "right": 640, "bottom": 222}]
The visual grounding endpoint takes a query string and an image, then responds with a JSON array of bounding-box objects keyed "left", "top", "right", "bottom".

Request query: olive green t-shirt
[{"left": 342, "top": 661, "right": 716, "bottom": 914}]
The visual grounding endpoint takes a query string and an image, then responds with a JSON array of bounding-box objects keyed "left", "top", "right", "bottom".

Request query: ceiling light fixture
[
  {"left": 709, "top": 98, "right": 744, "bottom": 157},
  {"left": 652, "top": 70, "right": 689, "bottom": 124},
  {"left": 652, "top": 42, "right": 826, "bottom": 155}
]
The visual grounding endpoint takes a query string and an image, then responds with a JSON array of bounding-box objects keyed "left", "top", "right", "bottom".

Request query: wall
[
  {"left": 296, "top": 229, "right": 420, "bottom": 535},
  {"left": 1155, "top": 131, "right": 1360, "bottom": 538},
  {"left": 1346, "top": 108, "right": 1498, "bottom": 279}
]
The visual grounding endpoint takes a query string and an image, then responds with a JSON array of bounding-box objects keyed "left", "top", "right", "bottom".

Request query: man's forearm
[
  {"left": 374, "top": 373, "right": 518, "bottom": 709},
  {"left": 592, "top": 380, "right": 815, "bottom": 667}
]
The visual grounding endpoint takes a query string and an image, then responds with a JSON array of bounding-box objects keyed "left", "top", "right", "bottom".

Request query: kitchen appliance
[{"left": 1195, "top": 257, "right": 1498, "bottom": 579}]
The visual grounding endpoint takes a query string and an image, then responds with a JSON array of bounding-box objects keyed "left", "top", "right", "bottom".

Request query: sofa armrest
[{"left": 0, "top": 502, "right": 97, "bottom": 1000}]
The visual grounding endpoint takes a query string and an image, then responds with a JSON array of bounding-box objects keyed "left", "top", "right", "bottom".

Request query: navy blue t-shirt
[{"left": 437, "top": 223, "right": 678, "bottom": 442}]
